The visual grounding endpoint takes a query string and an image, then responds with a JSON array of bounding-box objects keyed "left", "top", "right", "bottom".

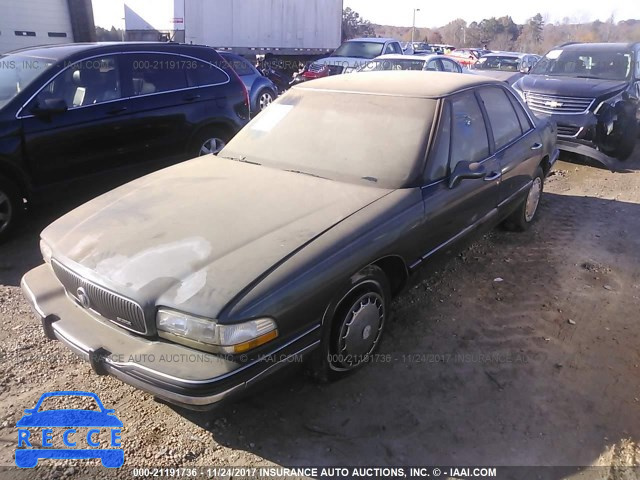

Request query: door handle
[
  {"left": 531, "top": 143, "right": 543, "bottom": 150},
  {"left": 183, "top": 94, "right": 201, "bottom": 101},
  {"left": 106, "top": 106, "right": 127, "bottom": 115},
  {"left": 484, "top": 171, "right": 502, "bottom": 181}
]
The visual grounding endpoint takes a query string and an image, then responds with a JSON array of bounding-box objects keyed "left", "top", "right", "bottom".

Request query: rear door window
[
  {"left": 186, "top": 59, "right": 230, "bottom": 87},
  {"left": 126, "top": 53, "right": 189, "bottom": 96},
  {"left": 426, "top": 60, "right": 442, "bottom": 71},
  {"left": 441, "top": 59, "right": 461, "bottom": 73},
  {"left": 224, "top": 56, "right": 254, "bottom": 76},
  {"left": 507, "top": 92, "right": 533, "bottom": 134},
  {"left": 477, "top": 87, "right": 522, "bottom": 150}
]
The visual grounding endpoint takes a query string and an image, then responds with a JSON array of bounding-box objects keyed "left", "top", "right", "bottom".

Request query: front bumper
[
  {"left": 534, "top": 111, "right": 617, "bottom": 171},
  {"left": 21, "top": 264, "right": 320, "bottom": 410}
]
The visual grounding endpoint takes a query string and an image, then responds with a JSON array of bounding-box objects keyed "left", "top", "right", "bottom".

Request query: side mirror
[
  {"left": 31, "top": 98, "right": 68, "bottom": 116},
  {"left": 448, "top": 161, "right": 487, "bottom": 189}
]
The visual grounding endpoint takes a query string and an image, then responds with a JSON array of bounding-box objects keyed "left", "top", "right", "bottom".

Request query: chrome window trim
[{"left": 16, "top": 50, "right": 231, "bottom": 120}]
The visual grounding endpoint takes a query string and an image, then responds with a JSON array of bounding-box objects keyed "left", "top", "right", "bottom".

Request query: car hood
[
  {"left": 473, "top": 70, "right": 522, "bottom": 84},
  {"left": 42, "top": 157, "right": 392, "bottom": 319},
  {"left": 315, "top": 56, "right": 377, "bottom": 70},
  {"left": 518, "top": 75, "right": 629, "bottom": 98}
]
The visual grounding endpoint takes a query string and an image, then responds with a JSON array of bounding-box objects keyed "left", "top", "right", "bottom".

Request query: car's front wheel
[
  {"left": 257, "top": 89, "right": 275, "bottom": 112},
  {"left": 309, "top": 265, "right": 390, "bottom": 382},
  {"left": 503, "top": 166, "right": 544, "bottom": 232},
  {"left": 0, "top": 174, "right": 23, "bottom": 243}
]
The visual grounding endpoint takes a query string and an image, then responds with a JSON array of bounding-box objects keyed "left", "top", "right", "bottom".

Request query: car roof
[
  {"left": 348, "top": 37, "right": 397, "bottom": 44},
  {"left": 483, "top": 52, "right": 526, "bottom": 58},
  {"left": 557, "top": 42, "right": 637, "bottom": 51},
  {"left": 4, "top": 41, "right": 212, "bottom": 60},
  {"left": 374, "top": 54, "right": 435, "bottom": 61},
  {"left": 295, "top": 71, "right": 501, "bottom": 98}
]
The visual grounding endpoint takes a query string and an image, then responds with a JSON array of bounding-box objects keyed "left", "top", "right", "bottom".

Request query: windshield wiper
[
  {"left": 219, "top": 155, "right": 261, "bottom": 166},
  {"left": 285, "top": 169, "right": 328, "bottom": 179}
]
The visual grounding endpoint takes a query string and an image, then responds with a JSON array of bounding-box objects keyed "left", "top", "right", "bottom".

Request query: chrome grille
[
  {"left": 525, "top": 92, "right": 595, "bottom": 115},
  {"left": 557, "top": 125, "right": 582, "bottom": 137},
  {"left": 52, "top": 260, "right": 147, "bottom": 334}
]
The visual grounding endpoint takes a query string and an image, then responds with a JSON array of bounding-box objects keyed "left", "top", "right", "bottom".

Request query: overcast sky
[{"left": 92, "top": 0, "right": 637, "bottom": 29}]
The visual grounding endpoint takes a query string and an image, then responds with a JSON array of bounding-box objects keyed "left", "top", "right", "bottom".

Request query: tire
[
  {"left": 256, "top": 89, "right": 275, "bottom": 112},
  {"left": 309, "top": 265, "right": 391, "bottom": 383},
  {"left": 190, "top": 127, "right": 230, "bottom": 157},
  {"left": 502, "top": 166, "right": 544, "bottom": 232},
  {"left": 614, "top": 121, "right": 638, "bottom": 161},
  {"left": 0, "top": 174, "right": 23, "bottom": 243}
]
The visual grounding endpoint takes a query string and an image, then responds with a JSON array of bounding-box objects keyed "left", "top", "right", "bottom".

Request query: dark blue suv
[{"left": 0, "top": 42, "right": 250, "bottom": 241}]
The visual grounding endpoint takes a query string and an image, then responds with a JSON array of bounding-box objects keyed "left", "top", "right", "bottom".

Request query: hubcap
[
  {"left": 525, "top": 177, "right": 542, "bottom": 222},
  {"left": 0, "top": 191, "right": 12, "bottom": 234},
  {"left": 259, "top": 92, "right": 273, "bottom": 110},
  {"left": 335, "top": 292, "right": 385, "bottom": 369},
  {"left": 199, "top": 138, "right": 225, "bottom": 156}
]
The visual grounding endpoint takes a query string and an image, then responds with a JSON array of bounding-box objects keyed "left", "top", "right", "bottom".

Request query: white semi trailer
[{"left": 125, "top": 0, "right": 343, "bottom": 61}]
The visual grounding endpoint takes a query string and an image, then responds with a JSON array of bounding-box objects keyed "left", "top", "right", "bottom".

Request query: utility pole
[{"left": 412, "top": 8, "right": 420, "bottom": 45}]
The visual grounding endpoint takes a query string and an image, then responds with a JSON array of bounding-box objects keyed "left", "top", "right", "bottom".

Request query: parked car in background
[
  {"left": 449, "top": 48, "right": 490, "bottom": 67},
  {"left": 513, "top": 42, "right": 640, "bottom": 166},
  {"left": 473, "top": 52, "right": 541, "bottom": 84},
  {"left": 219, "top": 52, "right": 278, "bottom": 114},
  {"left": 0, "top": 42, "right": 249, "bottom": 241},
  {"left": 22, "top": 72, "right": 558, "bottom": 410},
  {"left": 431, "top": 44, "right": 456, "bottom": 54},
  {"left": 303, "top": 37, "right": 404, "bottom": 80},
  {"left": 356, "top": 54, "right": 465, "bottom": 74}
]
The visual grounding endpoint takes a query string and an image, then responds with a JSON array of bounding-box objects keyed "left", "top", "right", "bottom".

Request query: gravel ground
[{"left": 0, "top": 144, "right": 639, "bottom": 479}]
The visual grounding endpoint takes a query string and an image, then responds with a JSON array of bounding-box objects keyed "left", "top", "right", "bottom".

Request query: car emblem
[
  {"left": 76, "top": 287, "right": 90, "bottom": 309},
  {"left": 545, "top": 100, "right": 563, "bottom": 108}
]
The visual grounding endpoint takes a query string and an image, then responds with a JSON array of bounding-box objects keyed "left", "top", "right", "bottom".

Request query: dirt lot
[{"left": 0, "top": 144, "right": 639, "bottom": 479}]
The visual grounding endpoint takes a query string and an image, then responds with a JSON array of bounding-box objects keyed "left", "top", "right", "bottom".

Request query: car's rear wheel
[
  {"left": 309, "top": 265, "right": 390, "bottom": 382},
  {"left": 0, "top": 174, "right": 23, "bottom": 243},
  {"left": 191, "top": 127, "right": 230, "bottom": 157},
  {"left": 257, "top": 89, "right": 275, "bottom": 111},
  {"left": 503, "top": 166, "right": 544, "bottom": 232}
]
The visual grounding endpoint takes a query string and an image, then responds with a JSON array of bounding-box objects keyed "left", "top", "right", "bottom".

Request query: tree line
[{"left": 344, "top": 8, "right": 640, "bottom": 54}]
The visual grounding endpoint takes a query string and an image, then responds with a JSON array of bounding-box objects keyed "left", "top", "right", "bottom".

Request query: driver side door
[
  {"left": 20, "top": 55, "right": 129, "bottom": 186},
  {"left": 416, "top": 91, "right": 501, "bottom": 261}
]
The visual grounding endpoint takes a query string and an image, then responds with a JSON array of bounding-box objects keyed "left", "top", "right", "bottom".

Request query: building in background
[
  {"left": 125, "top": 0, "right": 185, "bottom": 42},
  {"left": 0, "top": 0, "right": 95, "bottom": 54}
]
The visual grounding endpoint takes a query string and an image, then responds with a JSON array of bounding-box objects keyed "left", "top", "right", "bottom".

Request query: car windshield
[
  {"left": 475, "top": 56, "right": 521, "bottom": 71},
  {"left": 331, "top": 41, "right": 385, "bottom": 59},
  {"left": 219, "top": 89, "right": 437, "bottom": 189},
  {"left": 359, "top": 59, "right": 426, "bottom": 72},
  {"left": 530, "top": 48, "right": 632, "bottom": 80},
  {"left": 0, "top": 54, "right": 56, "bottom": 109}
]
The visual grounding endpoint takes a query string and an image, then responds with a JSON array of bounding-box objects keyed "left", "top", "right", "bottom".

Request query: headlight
[
  {"left": 40, "top": 239, "right": 52, "bottom": 264},
  {"left": 594, "top": 90, "right": 626, "bottom": 115},
  {"left": 156, "top": 309, "right": 278, "bottom": 354}
]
